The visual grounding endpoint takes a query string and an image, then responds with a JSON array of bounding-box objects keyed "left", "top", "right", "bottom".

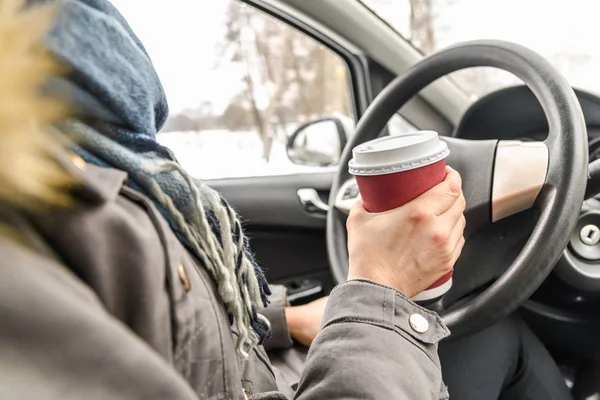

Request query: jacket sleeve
[
  {"left": 256, "top": 280, "right": 450, "bottom": 400},
  {"left": 261, "top": 284, "right": 294, "bottom": 351}
]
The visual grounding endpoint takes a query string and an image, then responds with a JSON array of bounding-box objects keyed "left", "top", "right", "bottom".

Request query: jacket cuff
[
  {"left": 322, "top": 279, "right": 450, "bottom": 345},
  {"left": 261, "top": 285, "right": 293, "bottom": 351}
]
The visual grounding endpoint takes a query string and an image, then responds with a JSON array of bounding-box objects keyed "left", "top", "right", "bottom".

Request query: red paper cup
[{"left": 348, "top": 131, "right": 452, "bottom": 302}]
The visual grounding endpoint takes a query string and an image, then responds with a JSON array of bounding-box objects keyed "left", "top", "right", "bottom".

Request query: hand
[
  {"left": 346, "top": 167, "right": 466, "bottom": 297},
  {"left": 284, "top": 297, "right": 328, "bottom": 347}
]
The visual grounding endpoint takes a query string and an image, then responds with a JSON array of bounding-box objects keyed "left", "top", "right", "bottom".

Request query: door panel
[
  {"left": 210, "top": 172, "right": 333, "bottom": 229},
  {"left": 249, "top": 230, "right": 332, "bottom": 292},
  {"left": 211, "top": 172, "right": 335, "bottom": 298}
]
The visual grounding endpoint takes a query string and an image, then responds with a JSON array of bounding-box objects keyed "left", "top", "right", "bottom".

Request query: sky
[
  {"left": 365, "top": 0, "right": 600, "bottom": 93},
  {"left": 110, "top": 0, "right": 600, "bottom": 114},
  {"left": 363, "top": 0, "right": 600, "bottom": 55},
  {"left": 109, "top": 0, "right": 241, "bottom": 114}
]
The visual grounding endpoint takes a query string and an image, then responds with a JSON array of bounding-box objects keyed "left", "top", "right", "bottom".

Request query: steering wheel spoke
[
  {"left": 491, "top": 140, "right": 548, "bottom": 222},
  {"left": 444, "top": 137, "right": 550, "bottom": 228},
  {"left": 442, "top": 137, "right": 496, "bottom": 235}
]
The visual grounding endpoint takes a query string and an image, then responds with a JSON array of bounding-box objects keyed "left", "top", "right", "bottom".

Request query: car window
[
  {"left": 111, "top": 0, "right": 416, "bottom": 179},
  {"left": 362, "top": 0, "right": 600, "bottom": 102}
]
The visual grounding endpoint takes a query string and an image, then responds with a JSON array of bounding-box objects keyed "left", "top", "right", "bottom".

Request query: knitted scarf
[{"left": 43, "top": 0, "right": 271, "bottom": 356}]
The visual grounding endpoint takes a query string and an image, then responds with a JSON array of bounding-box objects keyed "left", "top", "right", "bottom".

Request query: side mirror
[{"left": 286, "top": 117, "right": 349, "bottom": 167}]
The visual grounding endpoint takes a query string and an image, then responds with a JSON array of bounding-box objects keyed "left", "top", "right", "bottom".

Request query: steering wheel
[{"left": 327, "top": 40, "right": 588, "bottom": 338}]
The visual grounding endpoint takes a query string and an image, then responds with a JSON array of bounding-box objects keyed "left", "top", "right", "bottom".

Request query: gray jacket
[{"left": 0, "top": 161, "right": 450, "bottom": 399}]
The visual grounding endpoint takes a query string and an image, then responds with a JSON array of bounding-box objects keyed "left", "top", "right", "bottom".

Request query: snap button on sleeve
[
  {"left": 409, "top": 313, "right": 429, "bottom": 333},
  {"left": 178, "top": 264, "right": 191, "bottom": 292}
]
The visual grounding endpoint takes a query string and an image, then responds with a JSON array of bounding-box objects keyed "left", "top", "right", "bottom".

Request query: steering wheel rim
[{"left": 327, "top": 40, "right": 588, "bottom": 338}]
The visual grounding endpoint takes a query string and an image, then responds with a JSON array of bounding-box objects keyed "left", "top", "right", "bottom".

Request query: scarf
[{"left": 42, "top": 0, "right": 271, "bottom": 356}]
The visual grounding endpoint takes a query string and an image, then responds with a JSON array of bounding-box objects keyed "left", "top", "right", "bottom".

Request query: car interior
[{"left": 160, "top": 0, "right": 600, "bottom": 397}]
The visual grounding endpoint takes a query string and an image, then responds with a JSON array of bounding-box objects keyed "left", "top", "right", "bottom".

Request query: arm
[
  {"left": 261, "top": 284, "right": 294, "bottom": 351},
  {"left": 262, "top": 284, "right": 328, "bottom": 349},
  {"left": 296, "top": 280, "right": 449, "bottom": 400},
  {"left": 253, "top": 282, "right": 449, "bottom": 400},
  {"left": 259, "top": 168, "right": 464, "bottom": 399},
  {"left": 0, "top": 248, "right": 446, "bottom": 400},
  {"left": 1, "top": 168, "right": 463, "bottom": 400},
  {"left": 0, "top": 230, "right": 444, "bottom": 400}
]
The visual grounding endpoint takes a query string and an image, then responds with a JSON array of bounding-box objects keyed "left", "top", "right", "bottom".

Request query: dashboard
[
  {"left": 452, "top": 85, "right": 600, "bottom": 152},
  {"left": 452, "top": 85, "right": 600, "bottom": 361}
]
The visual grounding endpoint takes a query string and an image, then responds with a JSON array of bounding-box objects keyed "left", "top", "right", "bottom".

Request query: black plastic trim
[
  {"left": 286, "top": 117, "right": 348, "bottom": 161},
  {"left": 210, "top": 172, "right": 334, "bottom": 229}
]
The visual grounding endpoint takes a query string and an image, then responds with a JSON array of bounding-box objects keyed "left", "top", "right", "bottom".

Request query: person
[
  {"left": 0, "top": 1, "right": 571, "bottom": 399},
  {"left": 0, "top": 1, "right": 461, "bottom": 399}
]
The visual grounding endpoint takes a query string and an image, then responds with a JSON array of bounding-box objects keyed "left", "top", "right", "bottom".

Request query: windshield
[{"left": 361, "top": 0, "right": 600, "bottom": 100}]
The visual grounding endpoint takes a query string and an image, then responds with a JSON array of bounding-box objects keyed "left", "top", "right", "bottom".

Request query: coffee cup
[{"left": 348, "top": 131, "right": 452, "bottom": 302}]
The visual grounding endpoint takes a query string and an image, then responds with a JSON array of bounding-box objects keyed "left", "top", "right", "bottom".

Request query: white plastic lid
[{"left": 348, "top": 131, "right": 449, "bottom": 176}]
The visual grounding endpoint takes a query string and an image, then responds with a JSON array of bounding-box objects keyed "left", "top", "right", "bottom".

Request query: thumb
[{"left": 349, "top": 198, "right": 367, "bottom": 218}]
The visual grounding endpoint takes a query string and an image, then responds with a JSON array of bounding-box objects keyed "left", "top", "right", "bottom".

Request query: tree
[
  {"left": 366, "top": 0, "right": 591, "bottom": 101},
  {"left": 161, "top": 113, "right": 196, "bottom": 133},
  {"left": 409, "top": 0, "right": 435, "bottom": 53},
  {"left": 406, "top": 0, "right": 504, "bottom": 98},
  {"left": 161, "top": 101, "right": 219, "bottom": 133},
  {"left": 219, "top": 2, "right": 289, "bottom": 161},
  {"left": 217, "top": 1, "right": 352, "bottom": 161},
  {"left": 221, "top": 93, "right": 254, "bottom": 131}
]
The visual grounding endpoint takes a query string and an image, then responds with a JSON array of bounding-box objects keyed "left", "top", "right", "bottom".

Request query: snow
[{"left": 157, "top": 129, "right": 332, "bottom": 180}]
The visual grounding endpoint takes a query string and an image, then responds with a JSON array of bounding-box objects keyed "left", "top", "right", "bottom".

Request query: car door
[
  {"left": 116, "top": 0, "right": 417, "bottom": 304},
  {"left": 202, "top": 0, "right": 372, "bottom": 302}
]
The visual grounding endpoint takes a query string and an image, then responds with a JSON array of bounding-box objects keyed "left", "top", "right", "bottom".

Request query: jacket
[{"left": 0, "top": 158, "right": 450, "bottom": 399}]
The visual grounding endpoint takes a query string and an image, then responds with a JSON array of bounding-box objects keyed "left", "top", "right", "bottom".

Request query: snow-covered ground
[{"left": 157, "top": 129, "right": 330, "bottom": 180}]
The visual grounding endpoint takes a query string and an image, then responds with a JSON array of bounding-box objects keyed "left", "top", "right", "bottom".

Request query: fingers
[
  {"left": 349, "top": 198, "right": 366, "bottom": 217},
  {"left": 438, "top": 192, "right": 466, "bottom": 227},
  {"left": 448, "top": 214, "right": 466, "bottom": 251},
  {"left": 440, "top": 191, "right": 466, "bottom": 267},
  {"left": 411, "top": 167, "right": 463, "bottom": 216},
  {"left": 450, "top": 234, "right": 466, "bottom": 266},
  {"left": 447, "top": 201, "right": 467, "bottom": 266}
]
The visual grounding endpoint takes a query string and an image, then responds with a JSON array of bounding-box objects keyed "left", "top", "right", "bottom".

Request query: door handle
[{"left": 297, "top": 188, "right": 329, "bottom": 216}]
